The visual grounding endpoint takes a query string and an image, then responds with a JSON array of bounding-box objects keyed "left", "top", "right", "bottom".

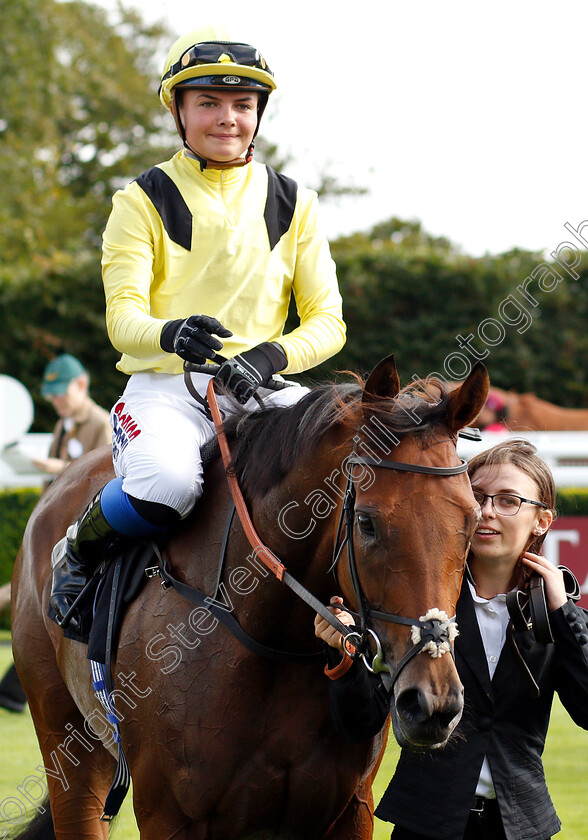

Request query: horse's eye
[{"left": 356, "top": 512, "right": 376, "bottom": 537}]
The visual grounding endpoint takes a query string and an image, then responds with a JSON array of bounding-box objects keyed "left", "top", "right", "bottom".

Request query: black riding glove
[
  {"left": 160, "top": 315, "right": 233, "bottom": 364},
  {"left": 215, "top": 342, "right": 288, "bottom": 405}
]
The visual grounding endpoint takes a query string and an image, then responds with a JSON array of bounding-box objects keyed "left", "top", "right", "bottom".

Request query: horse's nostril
[
  {"left": 395, "top": 687, "right": 464, "bottom": 729},
  {"left": 436, "top": 705, "right": 462, "bottom": 731},
  {"left": 395, "top": 688, "right": 431, "bottom": 725}
]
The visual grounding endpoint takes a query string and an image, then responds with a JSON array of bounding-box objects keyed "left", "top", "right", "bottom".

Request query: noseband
[{"left": 333, "top": 452, "right": 468, "bottom": 688}]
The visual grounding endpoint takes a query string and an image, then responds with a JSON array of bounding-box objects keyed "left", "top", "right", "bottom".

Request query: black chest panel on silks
[{"left": 135, "top": 164, "right": 297, "bottom": 252}]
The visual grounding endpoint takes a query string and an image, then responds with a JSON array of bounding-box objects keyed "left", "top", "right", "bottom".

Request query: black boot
[
  {"left": 49, "top": 489, "right": 122, "bottom": 634},
  {"left": 0, "top": 663, "right": 27, "bottom": 713}
]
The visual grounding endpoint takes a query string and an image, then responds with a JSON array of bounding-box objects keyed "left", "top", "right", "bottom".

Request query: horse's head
[
  {"left": 337, "top": 356, "right": 489, "bottom": 750},
  {"left": 226, "top": 356, "right": 487, "bottom": 748}
]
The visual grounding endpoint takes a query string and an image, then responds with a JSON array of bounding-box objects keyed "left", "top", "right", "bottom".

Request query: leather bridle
[
  {"left": 195, "top": 375, "right": 473, "bottom": 686},
  {"left": 330, "top": 452, "right": 468, "bottom": 687}
]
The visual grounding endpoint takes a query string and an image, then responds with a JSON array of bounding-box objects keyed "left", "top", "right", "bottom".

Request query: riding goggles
[
  {"left": 161, "top": 41, "right": 273, "bottom": 84},
  {"left": 473, "top": 491, "right": 548, "bottom": 516}
]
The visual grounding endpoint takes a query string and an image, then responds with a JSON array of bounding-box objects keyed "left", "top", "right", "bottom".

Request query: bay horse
[
  {"left": 477, "top": 386, "right": 588, "bottom": 431},
  {"left": 11, "top": 356, "right": 488, "bottom": 840}
]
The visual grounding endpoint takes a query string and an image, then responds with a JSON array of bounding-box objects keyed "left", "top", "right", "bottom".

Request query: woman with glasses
[
  {"left": 315, "top": 438, "right": 588, "bottom": 840},
  {"left": 48, "top": 24, "right": 346, "bottom": 636}
]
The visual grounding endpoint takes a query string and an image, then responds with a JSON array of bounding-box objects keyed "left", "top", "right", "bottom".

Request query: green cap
[{"left": 41, "top": 354, "right": 86, "bottom": 397}]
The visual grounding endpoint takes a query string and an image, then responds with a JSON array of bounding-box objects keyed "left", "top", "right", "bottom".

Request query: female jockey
[{"left": 50, "top": 24, "right": 346, "bottom": 635}]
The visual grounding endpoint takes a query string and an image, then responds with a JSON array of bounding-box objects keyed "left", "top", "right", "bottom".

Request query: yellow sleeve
[
  {"left": 101, "top": 183, "right": 168, "bottom": 362},
  {"left": 278, "top": 191, "right": 346, "bottom": 374}
]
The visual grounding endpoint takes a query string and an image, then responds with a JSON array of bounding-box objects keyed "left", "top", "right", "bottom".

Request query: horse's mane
[{"left": 222, "top": 377, "right": 452, "bottom": 500}]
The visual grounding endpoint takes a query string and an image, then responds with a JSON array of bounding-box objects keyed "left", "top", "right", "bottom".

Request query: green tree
[
  {"left": 321, "top": 219, "right": 588, "bottom": 409},
  {"left": 0, "top": 0, "right": 174, "bottom": 277},
  {"left": 0, "top": 0, "right": 176, "bottom": 422}
]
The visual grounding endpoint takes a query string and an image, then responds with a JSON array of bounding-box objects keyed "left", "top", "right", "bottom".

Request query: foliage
[
  {"left": 0, "top": 0, "right": 175, "bottom": 278},
  {"left": 1, "top": 482, "right": 587, "bottom": 590},
  {"left": 556, "top": 488, "right": 588, "bottom": 517},
  {"left": 310, "top": 218, "right": 588, "bottom": 409},
  {"left": 0, "top": 252, "right": 125, "bottom": 430},
  {"left": 0, "top": 489, "right": 41, "bottom": 628},
  {"left": 0, "top": 0, "right": 177, "bottom": 420},
  {"left": 0, "top": 490, "right": 40, "bottom": 586},
  {"left": 2, "top": 1, "right": 588, "bottom": 425}
]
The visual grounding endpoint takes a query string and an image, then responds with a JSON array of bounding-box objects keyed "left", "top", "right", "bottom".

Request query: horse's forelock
[{"left": 373, "top": 378, "right": 452, "bottom": 437}]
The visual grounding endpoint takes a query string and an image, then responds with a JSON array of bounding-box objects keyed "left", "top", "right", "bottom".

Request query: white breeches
[{"left": 110, "top": 371, "right": 308, "bottom": 519}]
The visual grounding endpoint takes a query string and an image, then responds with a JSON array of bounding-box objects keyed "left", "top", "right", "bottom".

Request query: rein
[
  {"left": 204, "top": 379, "right": 465, "bottom": 686},
  {"left": 204, "top": 379, "right": 352, "bottom": 640}
]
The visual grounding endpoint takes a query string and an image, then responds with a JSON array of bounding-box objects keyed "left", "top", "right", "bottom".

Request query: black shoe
[
  {"left": 0, "top": 663, "right": 27, "bottom": 713},
  {"left": 49, "top": 536, "right": 91, "bottom": 634},
  {"left": 49, "top": 489, "right": 122, "bottom": 633}
]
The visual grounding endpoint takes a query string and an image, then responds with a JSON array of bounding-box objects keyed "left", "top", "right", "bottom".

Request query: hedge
[
  {"left": 555, "top": 488, "right": 588, "bottom": 517},
  {"left": 2, "top": 486, "right": 588, "bottom": 584},
  {"left": 0, "top": 489, "right": 41, "bottom": 629},
  {"left": 0, "top": 489, "right": 42, "bottom": 583}
]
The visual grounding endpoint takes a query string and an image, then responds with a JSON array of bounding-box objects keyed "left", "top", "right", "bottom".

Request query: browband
[{"left": 348, "top": 454, "right": 469, "bottom": 477}]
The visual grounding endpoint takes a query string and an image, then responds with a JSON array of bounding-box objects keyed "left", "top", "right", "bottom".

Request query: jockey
[
  {"left": 478, "top": 392, "right": 509, "bottom": 432},
  {"left": 49, "top": 24, "right": 346, "bottom": 635}
]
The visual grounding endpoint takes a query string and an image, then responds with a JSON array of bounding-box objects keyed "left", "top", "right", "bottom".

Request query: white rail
[
  {"left": 458, "top": 431, "right": 588, "bottom": 488},
  {"left": 2, "top": 431, "right": 588, "bottom": 490}
]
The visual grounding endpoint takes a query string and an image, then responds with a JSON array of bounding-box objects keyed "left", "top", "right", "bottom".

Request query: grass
[
  {"left": 0, "top": 636, "right": 140, "bottom": 839},
  {"left": 1, "top": 635, "right": 587, "bottom": 839}
]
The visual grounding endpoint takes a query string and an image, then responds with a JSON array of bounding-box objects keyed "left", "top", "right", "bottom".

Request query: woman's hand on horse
[
  {"left": 522, "top": 552, "right": 567, "bottom": 611},
  {"left": 160, "top": 314, "right": 233, "bottom": 364},
  {"left": 314, "top": 596, "right": 355, "bottom": 654}
]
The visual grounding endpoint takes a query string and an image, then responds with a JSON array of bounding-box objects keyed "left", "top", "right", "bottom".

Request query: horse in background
[
  {"left": 477, "top": 387, "right": 588, "bottom": 431},
  {"left": 11, "top": 356, "right": 488, "bottom": 840}
]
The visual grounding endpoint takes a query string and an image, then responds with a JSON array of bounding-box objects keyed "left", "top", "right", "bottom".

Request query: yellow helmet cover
[{"left": 159, "top": 25, "right": 275, "bottom": 109}]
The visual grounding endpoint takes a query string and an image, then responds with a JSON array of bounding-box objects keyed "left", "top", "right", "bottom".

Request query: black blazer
[{"left": 327, "top": 586, "right": 588, "bottom": 840}]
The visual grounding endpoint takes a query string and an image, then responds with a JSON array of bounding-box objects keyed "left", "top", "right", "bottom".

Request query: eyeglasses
[
  {"left": 472, "top": 490, "right": 548, "bottom": 516},
  {"left": 161, "top": 41, "right": 272, "bottom": 83}
]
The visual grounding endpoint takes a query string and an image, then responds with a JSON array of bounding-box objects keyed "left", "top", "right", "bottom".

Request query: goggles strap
[{"left": 163, "top": 41, "right": 270, "bottom": 82}]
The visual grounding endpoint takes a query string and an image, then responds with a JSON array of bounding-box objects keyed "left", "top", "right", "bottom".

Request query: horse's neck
[{"left": 264, "top": 451, "right": 347, "bottom": 576}]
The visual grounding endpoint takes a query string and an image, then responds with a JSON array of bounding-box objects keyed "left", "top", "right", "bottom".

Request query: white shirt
[{"left": 467, "top": 579, "right": 511, "bottom": 799}]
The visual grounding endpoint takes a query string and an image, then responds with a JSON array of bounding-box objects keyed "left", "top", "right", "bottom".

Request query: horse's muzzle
[{"left": 391, "top": 681, "right": 464, "bottom": 750}]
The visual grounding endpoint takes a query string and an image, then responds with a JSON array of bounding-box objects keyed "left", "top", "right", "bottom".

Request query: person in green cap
[{"left": 33, "top": 354, "right": 112, "bottom": 480}]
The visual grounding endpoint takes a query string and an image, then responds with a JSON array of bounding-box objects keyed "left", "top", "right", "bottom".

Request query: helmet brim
[{"left": 160, "top": 64, "right": 275, "bottom": 109}]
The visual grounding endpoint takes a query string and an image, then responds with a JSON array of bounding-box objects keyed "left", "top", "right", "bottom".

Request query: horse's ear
[
  {"left": 363, "top": 355, "right": 401, "bottom": 405},
  {"left": 446, "top": 362, "right": 490, "bottom": 433}
]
